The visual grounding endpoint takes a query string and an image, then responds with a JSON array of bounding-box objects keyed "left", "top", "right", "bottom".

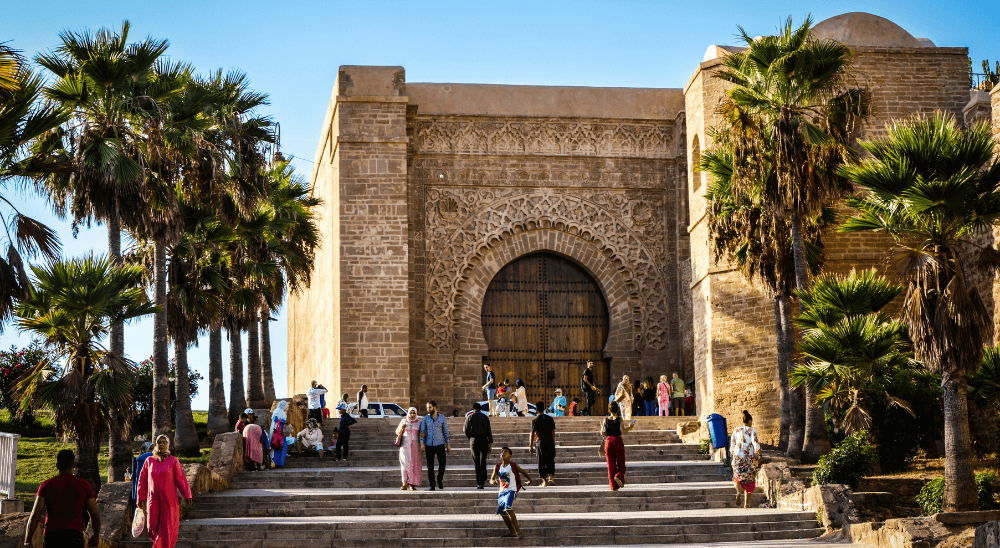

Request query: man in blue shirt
[
  {"left": 420, "top": 400, "right": 451, "bottom": 490},
  {"left": 548, "top": 388, "right": 567, "bottom": 417}
]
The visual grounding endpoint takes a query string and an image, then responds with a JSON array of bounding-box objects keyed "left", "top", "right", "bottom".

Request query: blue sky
[{"left": 1, "top": 0, "right": 997, "bottom": 410}]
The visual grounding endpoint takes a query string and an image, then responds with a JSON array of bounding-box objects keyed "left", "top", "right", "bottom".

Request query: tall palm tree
[
  {"left": 0, "top": 44, "right": 66, "bottom": 330},
  {"left": 701, "top": 126, "right": 831, "bottom": 456},
  {"left": 253, "top": 159, "right": 322, "bottom": 408},
  {"left": 791, "top": 270, "right": 919, "bottom": 436},
  {"left": 206, "top": 325, "right": 227, "bottom": 438},
  {"left": 35, "top": 22, "right": 173, "bottom": 477},
  {"left": 14, "top": 256, "right": 157, "bottom": 492},
  {"left": 714, "top": 15, "right": 871, "bottom": 461},
  {"left": 840, "top": 113, "right": 1000, "bottom": 511}
]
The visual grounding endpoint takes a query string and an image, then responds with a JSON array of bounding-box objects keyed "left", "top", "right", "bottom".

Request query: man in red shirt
[{"left": 23, "top": 449, "right": 101, "bottom": 548}]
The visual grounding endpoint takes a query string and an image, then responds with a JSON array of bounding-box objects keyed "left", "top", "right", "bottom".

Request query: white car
[
  {"left": 465, "top": 400, "right": 538, "bottom": 418},
  {"left": 346, "top": 402, "right": 408, "bottom": 418}
]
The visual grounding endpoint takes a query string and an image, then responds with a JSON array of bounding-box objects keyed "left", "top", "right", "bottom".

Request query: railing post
[{"left": 0, "top": 433, "right": 20, "bottom": 513}]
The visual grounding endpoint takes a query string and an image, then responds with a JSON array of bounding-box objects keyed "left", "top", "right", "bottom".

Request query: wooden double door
[{"left": 481, "top": 253, "right": 611, "bottom": 414}]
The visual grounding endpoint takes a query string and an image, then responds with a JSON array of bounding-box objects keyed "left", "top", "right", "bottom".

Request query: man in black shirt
[
  {"left": 530, "top": 409, "right": 557, "bottom": 486},
  {"left": 464, "top": 402, "right": 493, "bottom": 489},
  {"left": 581, "top": 360, "right": 601, "bottom": 416}
]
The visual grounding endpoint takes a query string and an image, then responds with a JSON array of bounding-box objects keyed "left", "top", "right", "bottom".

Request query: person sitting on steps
[{"left": 296, "top": 418, "right": 325, "bottom": 461}]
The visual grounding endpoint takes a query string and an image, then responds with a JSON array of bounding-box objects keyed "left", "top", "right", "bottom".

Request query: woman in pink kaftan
[
  {"left": 138, "top": 435, "right": 193, "bottom": 548},
  {"left": 243, "top": 417, "right": 264, "bottom": 470},
  {"left": 396, "top": 407, "right": 422, "bottom": 489}
]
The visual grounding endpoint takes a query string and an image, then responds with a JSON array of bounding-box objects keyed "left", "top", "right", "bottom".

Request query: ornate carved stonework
[
  {"left": 424, "top": 187, "right": 670, "bottom": 352},
  {"left": 414, "top": 117, "right": 675, "bottom": 158},
  {"left": 412, "top": 163, "right": 670, "bottom": 189}
]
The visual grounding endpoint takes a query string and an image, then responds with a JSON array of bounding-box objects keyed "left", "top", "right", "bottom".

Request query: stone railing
[{"left": 94, "top": 431, "right": 245, "bottom": 548}]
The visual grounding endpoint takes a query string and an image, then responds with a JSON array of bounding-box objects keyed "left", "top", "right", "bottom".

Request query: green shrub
[
  {"left": 811, "top": 431, "right": 877, "bottom": 490},
  {"left": 699, "top": 438, "right": 711, "bottom": 455},
  {"left": 916, "top": 471, "right": 1000, "bottom": 515},
  {"left": 916, "top": 477, "right": 945, "bottom": 515}
]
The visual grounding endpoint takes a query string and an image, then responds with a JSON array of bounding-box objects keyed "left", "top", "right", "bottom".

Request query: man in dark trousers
[
  {"left": 335, "top": 404, "right": 358, "bottom": 461},
  {"left": 420, "top": 400, "right": 451, "bottom": 490},
  {"left": 357, "top": 384, "right": 369, "bottom": 418},
  {"left": 464, "top": 402, "right": 494, "bottom": 489},
  {"left": 581, "top": 360, "right": 601, "bottom": 416},
  {"left": 530, "top": 407, "right": 557, "bottom": 486},
  {"left": 24, "top": 449, "right": 101, "bottom": 548}
]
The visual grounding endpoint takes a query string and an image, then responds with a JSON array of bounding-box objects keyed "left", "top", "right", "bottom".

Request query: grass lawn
[{"left": 4, "top": 410, "right": 214, "bottom": 511}]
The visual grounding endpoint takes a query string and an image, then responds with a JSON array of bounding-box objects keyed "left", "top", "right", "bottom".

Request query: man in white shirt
[
  {"left": 307, "top": 380, "right": 327, "bottom": 425},
  {"left": 357, "top": 385, "right": 369, "bottom": 418}
]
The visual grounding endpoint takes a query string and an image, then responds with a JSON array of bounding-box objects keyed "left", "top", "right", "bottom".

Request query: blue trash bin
[{"left": 706, "top": 413, "right": 729, "bottom": 461}]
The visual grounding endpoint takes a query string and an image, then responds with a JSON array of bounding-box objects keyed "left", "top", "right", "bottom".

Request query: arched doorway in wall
[{"left": 481, "top": 252, "right": 611, "bottom": 415}]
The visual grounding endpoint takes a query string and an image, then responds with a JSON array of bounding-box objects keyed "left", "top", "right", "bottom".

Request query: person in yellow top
[{"left": 670, "top": 372, "right": 686, "bottom": 416}]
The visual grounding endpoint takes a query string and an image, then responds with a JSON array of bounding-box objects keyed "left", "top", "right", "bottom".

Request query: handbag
[
  {"left": 131, "top": 507, "right": 145, "bottom": 537},
  {"left": 394, "top": 429, "right": 404, "bottom": 447}
]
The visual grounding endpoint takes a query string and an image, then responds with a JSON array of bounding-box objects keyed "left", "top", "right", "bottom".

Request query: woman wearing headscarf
[
  {"left": 396, "top": 407, "right": 422, "bottom": 490},
  {"left": 613, "top": 374, "right": 634, "bottom": 421},
  {"left": 242, "top": 413, "right": 264, "bottom": 471},
  {"left": 269, "top": 401, "right": 289, "bottom": 468},
  {"left": 730, "top": 410, "right": 761, "bottom": 508},
  {"left": 129, "top": 441, "right": 153, "bottom": 517},
  {"left": 137, "top": 435, "right": 193, "bottom": 548},
  {"left": 656, "top": 375, "right": 671, "bottom": 416},
  {"left": 513, "top": 379, "right": 528, "bottom": 417}
]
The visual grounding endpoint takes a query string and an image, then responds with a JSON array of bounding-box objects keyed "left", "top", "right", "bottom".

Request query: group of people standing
[{"left": 610, "top": 372, "right": 689, "bottom": 420}]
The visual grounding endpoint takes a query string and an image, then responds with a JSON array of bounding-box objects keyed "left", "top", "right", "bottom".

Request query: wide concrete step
[
  {"left": 227, "top": 462, "right": 730, "bottom": 490},
  {"left": 186, "top": 484, "right": 765, "bottom": 519},
  {"left": 278, "top": 445, "right": 706, "bottom": 467},
  {"left": 310, "top": 431, "right": 685, "bottom": 450},
  {"left": 174, "top": 510, "right": 820, "bottom": 547}
]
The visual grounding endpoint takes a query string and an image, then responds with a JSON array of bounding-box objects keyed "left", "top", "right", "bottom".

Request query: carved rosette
[{"left": 424, "top": 187, "right": 669, "bottom": 352}]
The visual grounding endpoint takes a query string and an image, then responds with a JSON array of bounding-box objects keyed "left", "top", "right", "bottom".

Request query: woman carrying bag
[
  {"left": 136, "top": 435, "right": 193, "bottom": 548},
  {"left": 396, "top": 407, "right": 422, "bottom": 490}
]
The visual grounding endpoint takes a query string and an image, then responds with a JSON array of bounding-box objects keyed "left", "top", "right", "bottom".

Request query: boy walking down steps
[{"left": 490, "top": 446, "right": 533, "bottom": 539}]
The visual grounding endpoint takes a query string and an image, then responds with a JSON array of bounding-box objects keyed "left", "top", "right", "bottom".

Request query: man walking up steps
[{"left": 464, "top": 402, "right": 493, "bottom": 489}]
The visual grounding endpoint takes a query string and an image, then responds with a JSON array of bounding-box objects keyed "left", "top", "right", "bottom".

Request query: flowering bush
[
  {"left": 0, "top": 342, "right": 49, "bottom": 424},
  {"left": 130, "top": 357, "right": 201, "bottom": 434}
]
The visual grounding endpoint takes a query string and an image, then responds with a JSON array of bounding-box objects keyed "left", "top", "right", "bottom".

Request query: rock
[
  {"left": 676, "top": 421, "right": 702, "bottom": 444},
  {"left": 757, "top": 462, "right": 791, "bottom": 505},
  {"left": 289, "top": 395, "right": 308, "bottom": 434},
  {"left": 848, "top": 516, "right": 978, "bottom": 548},
  {"left": 974, "top": 520, "right": 1000, "bottom": 548},
  {"left": 207, "top": 431, "right": 245, "bottom": 488},
  {"left": 779, "top": 483, "right": 860, "bottom": 531},
  {"left": 94, "top": 481, "right": 131, "bottom": 548},
  {"left": 0, "top": 512, "right": 41, "bottom": 548},
  {"left": 936, "top": 511, "right": 1000, "bottom": 526}
]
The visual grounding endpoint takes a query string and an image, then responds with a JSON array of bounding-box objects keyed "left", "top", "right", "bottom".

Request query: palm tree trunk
[
  {"left": 227, "top": 328, "right": 245, "bottom": 427},
  {"left": 152, "top": 240, "right": 171, "bottom": 438},
  {"left": 773, "top": 296, "right": 790, "bottom": 452},
  {"left": 941, "top": 371, "right": 979, "bottom": 511},
  {"left": 106, "top": 215, "right": 132, "bottom": 481},
  {"left": 260, "top": 315, "right": 276, "bottom": 405},
  {"left": 246, "top": 320, "right": 265, "bottom": 408},
  {"left": 172, "top": 339, "right": 201, "bottom": 457},
  {"left": 781, "top": 295, "right": 806, "bottom": 460},
  {"left": 206, "top": 326, "right": 228, "bottom": 439},
  {"left": 789, "top": 211, "right": 831, "bottom": 463},
  {"left": 76, "top": 432, "right": 102, "bottom": 496}
]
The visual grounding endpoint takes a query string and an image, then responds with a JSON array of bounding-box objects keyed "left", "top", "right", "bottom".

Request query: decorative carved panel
[
  {"left": 424, "top": 187, "right": 670, "bottom": 353},
  {"left": 414, "top": 117, "right": 675, "bottom": 158}
]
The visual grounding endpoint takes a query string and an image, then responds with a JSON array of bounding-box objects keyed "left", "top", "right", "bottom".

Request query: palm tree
[
  {"left": 206, "top": 325, "right": 227, "bottom": 438},
  {"left": 0, "top": 44, "right": 66, "bottom": 330},
  {"left": 701, "top": 126, "right": 831, "bottom": 456},
  {"left": 14, "top": 256, "right": 157, "bottom": 492},
  {"left": 35, "top": 22, "right": 173, "bottom": 477},
  {"left": 791, "top": 270, "right": 920, "bottom": 436},
  {"left": 840, "top": 113, "right": 1000, "bottom": 511},
  {"left": 253, "top": 159, "right": 322, "bottom": 408},
  {"left": 714, "top": 15, "right": 871, "bottom": 461}
]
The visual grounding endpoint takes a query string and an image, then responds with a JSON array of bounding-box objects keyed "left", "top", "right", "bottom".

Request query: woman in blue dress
[{"left": 490, "top": 446, "right": 533, "bottom": 539}]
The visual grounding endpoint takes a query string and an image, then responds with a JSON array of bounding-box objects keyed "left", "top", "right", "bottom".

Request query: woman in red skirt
[{"left": 599, "top": 401, "right": 636, "bottom": 490}]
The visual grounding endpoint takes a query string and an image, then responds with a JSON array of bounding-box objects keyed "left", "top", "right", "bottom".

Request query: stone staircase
[{"left": 123, "top": 416, "right": 826, "bottom": 547}]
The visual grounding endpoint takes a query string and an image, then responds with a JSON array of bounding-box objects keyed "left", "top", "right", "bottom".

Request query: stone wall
[{"left": 683, "top": 42, "right": 970, "bottom": 446}]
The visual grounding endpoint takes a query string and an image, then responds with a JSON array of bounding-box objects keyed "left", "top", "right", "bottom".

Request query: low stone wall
[
  {"left": 0, "top": 513, "right": 41, "bottom": 548},
  {"left": 848, "top": 510, "right": 1000, "bottom": 548},
  {"left": 858, "top": 477, "right": 929, "bottom": 515},
  {"left": 778, "top": 484, "right": 860, "bottom": 531},
  {"left": 95, "top": 431, "right": 246, "bottom": 548}
]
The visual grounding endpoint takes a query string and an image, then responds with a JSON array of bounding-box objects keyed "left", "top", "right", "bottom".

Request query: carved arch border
[{"left": 453, "top": 228, "right": 637, "bottom": 359}]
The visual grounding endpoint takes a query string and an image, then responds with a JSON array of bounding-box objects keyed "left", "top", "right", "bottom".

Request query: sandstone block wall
[{"left": 684, "top": 44, "right": 970, "bottom": 446}]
